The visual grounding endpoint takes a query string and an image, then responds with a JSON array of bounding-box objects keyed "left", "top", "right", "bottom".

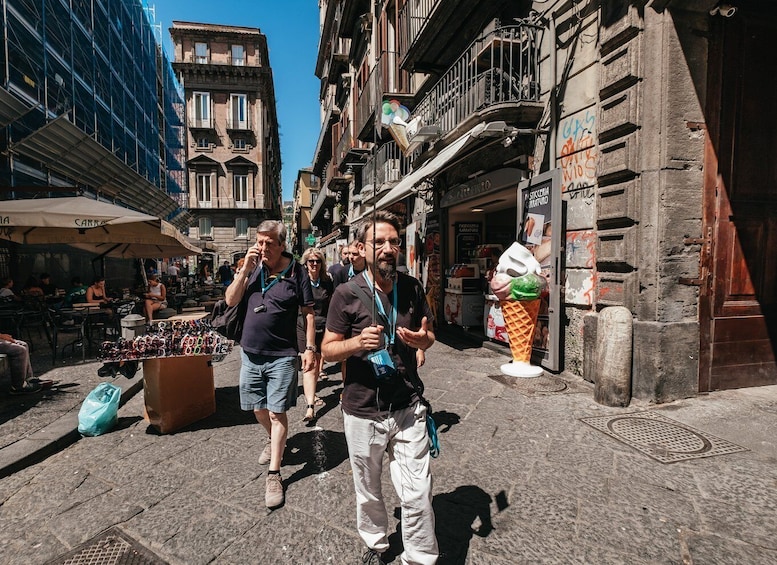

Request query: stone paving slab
[{"left": 1, "top": 337, "right": 777, "bottom": 564}]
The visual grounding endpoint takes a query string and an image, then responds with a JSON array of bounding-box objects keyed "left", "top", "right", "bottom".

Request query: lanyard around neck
[
  {"left": 260, "top": 260, "right": 292, "bottom": 294},
  {"left": 348, "top": 264, "right": 355, "bottom": 279},
  {"left": 362, "top": 271, "right": 397, "bottom": 346}
]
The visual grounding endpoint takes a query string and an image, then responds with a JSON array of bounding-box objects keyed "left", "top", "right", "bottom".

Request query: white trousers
[{"left": 343, "top": 402, "right": 438, "bottom": 565}]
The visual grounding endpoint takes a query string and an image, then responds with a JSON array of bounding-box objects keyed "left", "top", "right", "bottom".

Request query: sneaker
[
  {"left": 258, "top": 440, "right": 272, "bottom": 465},
  {"left": 9, "top": 382, "right": 43, "bottom": 395},
  {"left": 361, "top": 549, "right": 386, "bottom": 565},
  {"left": 265, "top": 473, "right": 284, "bottom": 509}
]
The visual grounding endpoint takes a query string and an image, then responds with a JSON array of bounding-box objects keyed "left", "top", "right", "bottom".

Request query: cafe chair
[{"left": 48, "top": 308, "right": 86, "bottom": 363}]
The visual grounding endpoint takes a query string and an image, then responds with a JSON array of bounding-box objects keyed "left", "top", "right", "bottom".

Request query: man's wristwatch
[{"left": 305, "top": 345, "right": 317, "bottom": 353}]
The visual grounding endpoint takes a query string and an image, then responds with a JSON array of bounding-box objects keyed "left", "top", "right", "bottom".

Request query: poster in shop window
[{"left": 517, "top": 169, "right": 562, "bottom": 371}]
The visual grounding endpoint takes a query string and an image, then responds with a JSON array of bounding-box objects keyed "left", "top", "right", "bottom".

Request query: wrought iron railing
[
  {"left": 412, "top": 24, "right": 541, "bottom": 137},
  {"left": 362, "top": 141, "right": 412, "bottom": 193},
  {"left": 398, "top": 0, "right": 442, "bottom": 54},
  {"left": 355, "top": 61, "right": 380, "bottom": 139}
]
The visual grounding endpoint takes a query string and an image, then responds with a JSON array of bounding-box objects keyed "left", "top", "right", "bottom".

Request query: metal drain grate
[
  {"left": 488, "top": 373, "right": 568, "bottom": 394},
  {"left": 45, "top": 527, "right": 167, "bottom": 565},
  {"left": 580, "top": 411, "right": 747, "bottom": 464}
]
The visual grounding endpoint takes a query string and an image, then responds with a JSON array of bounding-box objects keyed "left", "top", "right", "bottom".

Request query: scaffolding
[{"left": 0, "top": 0, "right": 185, "bottom": 211}]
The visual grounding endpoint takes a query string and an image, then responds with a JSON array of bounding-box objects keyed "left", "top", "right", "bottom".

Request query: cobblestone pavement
[{"left": 1, "top": 335, "right": 776, "bottom": 564}]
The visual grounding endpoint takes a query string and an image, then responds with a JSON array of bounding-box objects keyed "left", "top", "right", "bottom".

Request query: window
[
  {"left": 235, "top": 218, "right": 248, "bottom": 238},
  {"left": 311, "top": 191, "right": 318, "bottom": 206},
  {"left": 195, "top": 42, "right": 208, "bottom": 64},
  {"left": 231, "top": 44, "right": 245, "bottom": 66},
  {"left": 196, "top": 137, "right": 209, "bottom": 149},
  {"left": 234, "top": 174, "right": 248, "bottom": 207},
  {"left": 230, "top": 94, "right": 248, "bottom": 129},
  {"left": 193, "top": 92, "right": 210, "bottom": 128},
  {"left": 197, "top": 174, "right": 212, "bottom": 207},
  {"left": 199, "top": 217, "right": 212, "bottom": 237},
  {"left": 233, "top": 137, "right": 247, "bottom": 150}
]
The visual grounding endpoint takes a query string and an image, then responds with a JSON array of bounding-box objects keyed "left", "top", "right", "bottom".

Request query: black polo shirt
[
  {"left": 326, "top": 271, "right": 434, "bottom": 417},
  {"left": 241, "top": 253, "right": 314, "bottom": 356}
]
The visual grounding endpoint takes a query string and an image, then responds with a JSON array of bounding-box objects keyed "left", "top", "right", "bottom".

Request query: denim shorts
[{"left": 239, "top": 350, "right": 298, "bottom": 413}]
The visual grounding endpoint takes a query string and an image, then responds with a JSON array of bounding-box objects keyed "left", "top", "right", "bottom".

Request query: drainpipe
[{"left": 549, "top": 12, "right": 558, "bottom": 168}]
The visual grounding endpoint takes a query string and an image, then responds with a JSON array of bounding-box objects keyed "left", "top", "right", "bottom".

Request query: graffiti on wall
[{"left": 559, "top": 109, "right": 598, "bottom": 195}]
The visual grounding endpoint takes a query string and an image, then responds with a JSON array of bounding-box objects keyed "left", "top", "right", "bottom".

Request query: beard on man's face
[{"left": 376, "top": 255, "right": 397, "bottom": 280}]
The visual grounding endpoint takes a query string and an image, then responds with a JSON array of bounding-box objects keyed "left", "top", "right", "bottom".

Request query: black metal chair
[{"left": 48, "top": 308, "right": 86, "bottom": 363}]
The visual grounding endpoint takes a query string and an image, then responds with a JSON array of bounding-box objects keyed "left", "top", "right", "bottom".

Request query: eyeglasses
[
  {"left": 307, "top": 259, "right": 322, "bottom": 264},
  {"left": 367, "top": 238, "right": 401, "bottom": 248}
]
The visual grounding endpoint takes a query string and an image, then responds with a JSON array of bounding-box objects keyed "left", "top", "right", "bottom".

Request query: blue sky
[{"left": 150, "top": 1, "right": 321, "bottom": 202}]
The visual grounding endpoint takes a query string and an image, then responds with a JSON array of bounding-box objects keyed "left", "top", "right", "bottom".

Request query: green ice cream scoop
[{"left": 510, "top": 273, "right": 544, "bottom": 301}]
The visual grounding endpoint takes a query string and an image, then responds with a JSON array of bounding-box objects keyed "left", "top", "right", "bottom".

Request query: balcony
[
  {"left": 355, "top": 62, "right": 380, "bottom": 142},
  {"left": 354, "top": 50, "right": 413, "bottom": 143},
  {"left": 360, "top": 141, "right": 411, "bottom": 203},
  {"left": 399, "top": 0, "right": 502, "bottom": 74},
  {"left": 188, "top": 118, "right": 214, "bottom": 130},
  {"left": 226, "top": 116, "right": 253, "bottom": 132},
  {"left": 410, "top": 24, "right": 542, "bottom": 141}
]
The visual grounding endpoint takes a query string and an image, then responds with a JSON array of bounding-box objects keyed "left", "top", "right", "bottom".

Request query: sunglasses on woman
[{"left": 307, "top": 259, "right": 322, "bottom": 264}]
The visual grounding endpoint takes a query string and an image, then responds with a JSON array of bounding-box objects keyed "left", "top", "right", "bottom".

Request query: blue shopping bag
[{"left": 78, "top": 382, "right": 121, "bottom": 436}]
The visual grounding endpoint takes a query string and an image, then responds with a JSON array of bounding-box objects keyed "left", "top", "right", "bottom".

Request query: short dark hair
[
  {"left": 40, "top": 272, "right": 50, "bottom": 279},
  {"left": 356, "top": 211, "right": 402, "bottom": 243}
]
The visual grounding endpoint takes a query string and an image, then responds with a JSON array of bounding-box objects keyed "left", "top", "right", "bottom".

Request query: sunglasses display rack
[{"left": 99, "top": 318, "right": 234, "bottom": 363}]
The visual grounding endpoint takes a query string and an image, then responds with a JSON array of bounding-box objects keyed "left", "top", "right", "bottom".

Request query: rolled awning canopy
[{"left": 8, "top": 114, "right": 180, "bottom": 218}]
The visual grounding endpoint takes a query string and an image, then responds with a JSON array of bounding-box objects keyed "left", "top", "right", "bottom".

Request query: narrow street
[{"left": 1, "top": 336, "right": 775, "bottom": 564}]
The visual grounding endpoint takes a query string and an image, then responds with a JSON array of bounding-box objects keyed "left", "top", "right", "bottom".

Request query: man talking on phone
[{"left": 226, "top": 220, "right": 316, "bottom": 509}]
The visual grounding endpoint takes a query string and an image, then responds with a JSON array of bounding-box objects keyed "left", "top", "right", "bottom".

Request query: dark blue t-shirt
[{"left": 240, "top": 254, "right": 314, "bottom": 356}]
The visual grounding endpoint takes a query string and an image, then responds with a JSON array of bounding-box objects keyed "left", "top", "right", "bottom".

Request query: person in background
[
  {"left": 322, "top": 211, "right": 438, "bottom": 565},
  {"left": 166, "top": 261, "right": 180, "bottom": 286},
  {"left": 235, "top": 257, "right": 246, "bottom": 276},
  {"left": 0, "top": 332, "right": 41, "bottom": 394},
  {"left": 64, "top": 277, "right": 87, "bottom": 306},
  {"left": 226, "top": 220, "right": 315, "bottom": 510},
  {"left": 296, "top": 247, "right": 334, "bottom": 423},
  {"left": 199, "top": 264, "right": 211, "bottom": 285},
  {"left": 86, "top": 277, "right": 111, "bottom": 306},
  {"left": 218, "top": 261, "right": 233, "bottom": 286},
  {"left": 39, "top": 273, "right": 57, "bottom": 296},
  {"left": 0, "top": 277, "right": 22, "bottom": 304},
  {"left": 327, "top": 244, "right": 350, "bottom": 283},
  {"left": 143, "top": 274, "right": 167, "bottom": 322},
  {"left": 21, "top": 276, "right": 44, "bottom": 297},
  {"left": 331, "top": 239, "right": 366, "bottom": 290}
]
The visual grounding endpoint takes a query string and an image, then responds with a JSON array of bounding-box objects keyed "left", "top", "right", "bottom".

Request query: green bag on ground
[{"left": 78, "top": 382, "right": 121, "bottom": 436}]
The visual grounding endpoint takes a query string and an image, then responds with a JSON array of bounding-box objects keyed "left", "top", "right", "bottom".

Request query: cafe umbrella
[{"left": 0, "top": 196, "right": 201, "bottom": 258}]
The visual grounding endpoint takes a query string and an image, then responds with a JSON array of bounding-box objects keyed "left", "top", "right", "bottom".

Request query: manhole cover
[
  {"left": 580, "top": 411, "right": 747, "bottom": 464},
  {"left": 45, "top": 527, "right": 167, "bottom": 565},
  {"left": 488, "top": 373, "right": 568, "bottom": 394}
]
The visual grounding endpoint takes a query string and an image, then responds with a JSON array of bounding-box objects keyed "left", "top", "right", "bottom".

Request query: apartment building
[
  {"left": 310, "top": 0, "right": 777, "bottom": 402},
  {"left": 170, "top": 22, "right": 282, "bottom": 267},
  {"left": 290, "top": 168, "right": 321, "bottom": 256}
]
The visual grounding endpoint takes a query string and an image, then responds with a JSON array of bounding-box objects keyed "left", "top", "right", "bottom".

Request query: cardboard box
[{"left": 143, "top": 355, "right": 215, "bottom": 434}]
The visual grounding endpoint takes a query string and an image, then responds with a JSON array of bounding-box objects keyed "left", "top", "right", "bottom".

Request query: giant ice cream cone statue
[{"left": 490, "top": 242, "right": 546, "bottom": 377}]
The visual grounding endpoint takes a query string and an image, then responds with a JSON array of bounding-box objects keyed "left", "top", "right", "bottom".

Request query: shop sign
[
  {"left": 517, "top": 168, "right": 562, "bottom": 371},
  {"left": 454, "top": 222, "right": 482, "bottom": 263},
  {"left": 440, "top": 168, "right": 524, "bottom": 208}
]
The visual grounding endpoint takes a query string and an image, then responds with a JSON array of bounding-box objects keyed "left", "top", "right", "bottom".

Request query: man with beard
[{"left": 322, "top": 211, "right": 437, "bottom": 565}]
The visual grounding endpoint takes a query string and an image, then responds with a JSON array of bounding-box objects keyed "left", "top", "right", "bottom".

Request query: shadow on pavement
[
  {"left": 283, "top": 429, "right": 349, "bottom": 487},
  {"left": 434, "top": 485, "right": 495, "bottom": 565}
]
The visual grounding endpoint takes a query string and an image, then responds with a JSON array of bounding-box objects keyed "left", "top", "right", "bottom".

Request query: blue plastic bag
[{"left": 78, "top": 382, "right": 121, "bottom": 436}]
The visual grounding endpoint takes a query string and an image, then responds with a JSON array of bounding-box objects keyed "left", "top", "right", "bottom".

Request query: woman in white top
[{"left": 143, "top": 275, "right": 167, "bottom": 321}]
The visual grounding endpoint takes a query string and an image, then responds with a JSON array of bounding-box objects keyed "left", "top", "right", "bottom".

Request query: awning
[
  {"left": 0, "top": 87, "right": 35, "bottom": 127},
  {"left": 373, "top": 126, "right": 478, "bottom": 210},
  {"left": 8, "top": 115, "right": 180, "bottom": 218},
  {"left": 0, "top": 196, "right": 201, "bottom": 259}
]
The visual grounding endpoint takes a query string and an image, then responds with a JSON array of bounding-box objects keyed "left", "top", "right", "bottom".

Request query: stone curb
[{"left": 0, "top": 375, "right": 144, "bottom": 478}]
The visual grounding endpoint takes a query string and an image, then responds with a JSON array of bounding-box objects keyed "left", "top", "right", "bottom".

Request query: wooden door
[{"left": 701, "top": 3, "right": 777, "bottom": 391}]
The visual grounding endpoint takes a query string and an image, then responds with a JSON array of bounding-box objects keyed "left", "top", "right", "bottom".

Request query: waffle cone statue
[{"left": 490, "top": 242, "right": 546, "bottom": 378}]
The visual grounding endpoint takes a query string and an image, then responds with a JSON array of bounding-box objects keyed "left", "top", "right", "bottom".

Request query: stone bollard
[{"left": 594, "top": 306, "right": 633, "bottom": 407}]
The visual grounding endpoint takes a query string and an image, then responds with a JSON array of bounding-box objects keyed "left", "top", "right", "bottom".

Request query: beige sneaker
[
  {"left": 258, "top": 440, "right": 272, "bottom": 465},
  {"left": 265, "top": 473, "right": 284, "bottom": 509}
]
